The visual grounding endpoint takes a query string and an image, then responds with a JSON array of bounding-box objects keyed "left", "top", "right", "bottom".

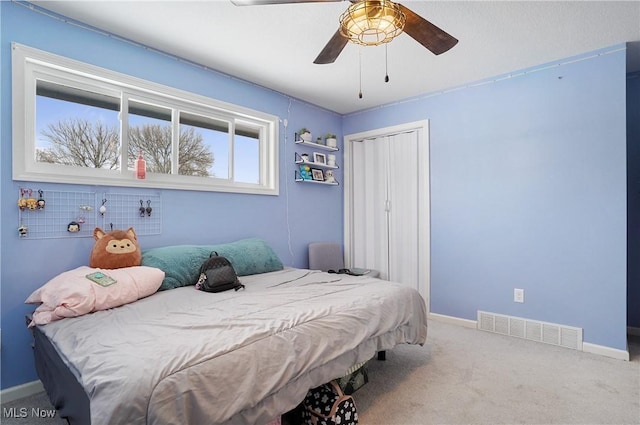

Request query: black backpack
[{"left": 196, "top": 251, "right": 245, "bottom": 293}]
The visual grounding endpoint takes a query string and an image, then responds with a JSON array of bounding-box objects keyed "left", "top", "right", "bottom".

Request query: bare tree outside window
[
  {"left": 38, "top": 118, "right": 120, "bottom": 169},
  {"left": 37, "top": 120, "right": 214, "bottom": 176},
  {"left": 127, "top": 125, "right": 214, "bottom": 176}
]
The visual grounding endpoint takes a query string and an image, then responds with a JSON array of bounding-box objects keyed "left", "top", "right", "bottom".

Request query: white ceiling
[{"left": 31, "top": 1, "right": 640, "bottom": 115}]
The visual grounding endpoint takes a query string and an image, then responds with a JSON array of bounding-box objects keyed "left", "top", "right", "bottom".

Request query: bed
[{"left": 29, "top": 251, "right": 427, "bottom": 425}]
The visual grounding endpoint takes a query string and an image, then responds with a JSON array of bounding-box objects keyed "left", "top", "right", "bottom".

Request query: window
[{"left": 12, "top": 43, "right": 279, "bottom": 195}]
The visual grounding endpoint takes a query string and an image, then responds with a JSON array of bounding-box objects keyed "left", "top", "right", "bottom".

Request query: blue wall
[
  {"left": 0, "top": 2, "right": 343, "bottom": 389},
  {"left": 1, "top": 1, "right": 631, "bottom": 391},
  {"left": 344, "top": 46, "right": 628, "bottom": 351},
  {"left": 628, "top": 72, "right": 640, "bottom": 328}
]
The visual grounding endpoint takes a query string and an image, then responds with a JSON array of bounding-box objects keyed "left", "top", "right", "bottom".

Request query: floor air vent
[{"left": 477, "top": 311, "right": 583, "bottom": 351}]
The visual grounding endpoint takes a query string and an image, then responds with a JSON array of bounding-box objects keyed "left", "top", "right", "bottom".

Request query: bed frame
[
  {"left": 31, "top": 322, "right": 386, "bottom": 425},
  {"left": 27, "top": 270, "right": 426, "bottom": 425}
]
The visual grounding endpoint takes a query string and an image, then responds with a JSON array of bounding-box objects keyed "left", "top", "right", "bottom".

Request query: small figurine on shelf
[
  {"left": 301, "top": 153, "right": 310, "bottom": 162},
  {"left": 325, "top": 170, "right": 336, "bottom": 183},
  {"left": 298, "top": 128, "right": 312, "bottom": 142}
]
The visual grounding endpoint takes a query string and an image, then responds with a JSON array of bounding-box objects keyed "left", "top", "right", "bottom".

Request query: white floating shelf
[
  {"left": 295, "top": 178, "right": 339, "bottom": 186},
  {"left": 295, "top": 160, "right": 338, "bottom": 170},
  {"left": 295, "top": 140, "right": 339, "bottom": 152}
]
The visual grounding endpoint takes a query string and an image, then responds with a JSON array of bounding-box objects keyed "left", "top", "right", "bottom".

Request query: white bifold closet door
[{"left": 350, "top": 131, "right": 420, "bottom": 290}]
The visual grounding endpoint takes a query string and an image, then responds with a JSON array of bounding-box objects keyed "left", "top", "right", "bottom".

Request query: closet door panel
[
  {"left": 387, "top": 132, "right": 419, "bottom": 290},
  {"left": 351, "top": 139, "right": 389, "bottom": 278},
  {"left": 346, "top": 121, "right": 429, "bottom": 301}
]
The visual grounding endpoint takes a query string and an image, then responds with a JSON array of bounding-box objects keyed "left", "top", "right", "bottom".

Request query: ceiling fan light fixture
[{"left": 339, "top": 0, "right": 406, "bottom": 46}]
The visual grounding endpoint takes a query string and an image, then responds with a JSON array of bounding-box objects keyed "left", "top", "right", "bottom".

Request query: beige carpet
[
  {"left": 3, "top": 320, "right": 639, "bottom": 424},
  {"left": 354, "top": 320, "right": 640, "bottom": 425}
]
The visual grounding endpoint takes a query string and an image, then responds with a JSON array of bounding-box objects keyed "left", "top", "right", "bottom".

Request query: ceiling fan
[{"left": 231, "top": 0, "right": 458, "bottom": 64}]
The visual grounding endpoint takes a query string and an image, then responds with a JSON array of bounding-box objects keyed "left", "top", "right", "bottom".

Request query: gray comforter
[{"left": 39, "top": 268, "right": 427, "bottom": 425}]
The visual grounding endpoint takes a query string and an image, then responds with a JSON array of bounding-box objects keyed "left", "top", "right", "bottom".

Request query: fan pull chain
[
  {"left": 358, "top": 49, "right": 363, "bottom": 99},
  {"left": 385, "top": 44, "right": 390, "bottom": 83}
]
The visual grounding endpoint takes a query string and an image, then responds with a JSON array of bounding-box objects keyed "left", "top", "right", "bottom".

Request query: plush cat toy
[{"left": 89, "top": 227, "right": 141, "bottom": 269}]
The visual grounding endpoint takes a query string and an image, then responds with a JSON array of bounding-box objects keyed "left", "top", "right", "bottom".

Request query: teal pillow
[
  {"left": 209, "top": 238, "right": 284, "bottom": 278},
  {"left": 142, "top": 238, "right": 283, "bottom": 291},
  {"left": 141, "top": 245, "right": 212, "bottom": 291}
]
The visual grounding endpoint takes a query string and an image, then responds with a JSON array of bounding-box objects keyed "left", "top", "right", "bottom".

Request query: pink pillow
[{"left": 25, "top": 266, "right": 165, "bottom": 326}]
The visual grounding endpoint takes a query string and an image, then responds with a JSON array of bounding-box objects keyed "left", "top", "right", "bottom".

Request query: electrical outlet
[{"left": 514, "top": 288, "right": 524, "bottom": 303}]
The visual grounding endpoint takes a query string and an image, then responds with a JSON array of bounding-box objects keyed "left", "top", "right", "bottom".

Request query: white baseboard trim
[
  {"left": 428, "top": 312, "right": 477, "bottom": 329},
  {"left": 429, "top": 312, "right": 630, "bottom": 362},
  {"left": 0, "top": 380, "right": 44, "bottom": 404},
  {"left": 582, "top": 342, "right": 630, "bottom": 361},
  {"left": 628, "top": 326, "right": 640, "bottom": 336}
]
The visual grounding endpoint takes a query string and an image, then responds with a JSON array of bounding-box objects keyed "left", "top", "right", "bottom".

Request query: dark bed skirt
[{"left": 33, "top": 325, "right": 91, "bottom": 425}]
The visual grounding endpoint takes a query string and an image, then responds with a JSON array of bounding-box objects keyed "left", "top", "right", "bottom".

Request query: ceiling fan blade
[
  {"left": 231, "top": 0, "right": 341, "bottom": 5},
  {"left": 313, "top": 30, "right": 349, "bottom": 64},
  {"left": 399, "top": 4, "right": 458, "bottom": 55}
]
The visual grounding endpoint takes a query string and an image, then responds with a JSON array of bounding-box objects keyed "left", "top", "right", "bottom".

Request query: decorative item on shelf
[
  {"left": 315, "top": 136, "right": 324, "bottom": 145},
  {"left": 325, "top": 170, "right": 336, "bottom": 184},
  {"left": 325, "top": 133, "right": 337, "bottom": 149},
  {"left": 295, "top": 152, "right": 312, "bottom": 163},
  {"left": 299, "top": 164, "right": 312, "bottom": 180},
  {"left": 327, "top": 154, "right": 337, "bottom": 167},
  {"left": 313, "top": 152, "right": 327, "bottom": 165},
  {"left": 298, "top": 128, "right": 312, "bottom": 142},
  {"left": 311, "top": 168, "right": 325, "bottom": 181}
]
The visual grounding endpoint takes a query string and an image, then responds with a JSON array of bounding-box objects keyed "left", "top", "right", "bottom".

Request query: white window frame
[{"left": 12, "top": 43, "right": 279, "bottom": 195}]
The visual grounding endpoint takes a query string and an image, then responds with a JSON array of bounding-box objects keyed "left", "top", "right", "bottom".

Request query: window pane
[
  {"left": 15, "top": 44, "right": 278, "bottom": 195},
  {"left": 36, "top": 80, "right": 121, "bottom": 169},
  {"left": 128, "top": 100, "right": 172, "bottom": 174},
  {"left": 179, "top": 112, "right": 228, "bottom": 178},
  {"left": 234, "top": 125, "right": 260, "bottom": 184}
]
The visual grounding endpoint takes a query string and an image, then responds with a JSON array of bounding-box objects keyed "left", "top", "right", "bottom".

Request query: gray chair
[
  {"left": 308, "top": 242, "right": 344, "bottom": 272},
  {"left": 308, "top": 242, "right": 379, "bottom": 277}
]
